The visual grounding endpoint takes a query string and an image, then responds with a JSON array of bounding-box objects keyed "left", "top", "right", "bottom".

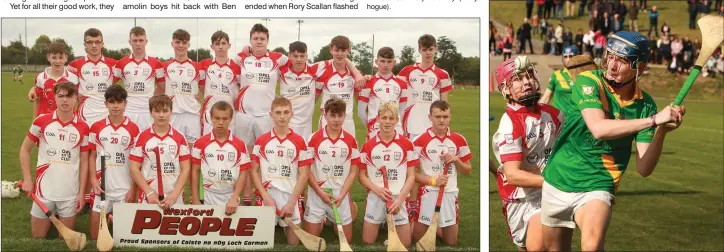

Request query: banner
[{"left": 113, "top": 204, "right": 275, "bottom": 250}]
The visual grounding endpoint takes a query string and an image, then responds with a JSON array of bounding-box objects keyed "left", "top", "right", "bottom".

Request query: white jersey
[
  {"left": 359, "top": 131, "right": 418, "bottom": 195},
  {"left": 34, "top": 68, "right": 80, "bottom": 116},
  {"left": 191, "top": 131, "right": 251, "bottom": 194},
  {"left": 252, "top": 128, "right": 312, "bottom": 194},
  {"left": 413, "top": 128, "right": 472, "bottom": 193},
  {"left": 89, "top": 117, "right": 140, "bottom": 198},
  {"left": 27, "top": 111, "right": 90, "bottom": 201},
  {"left": 359, "top": 73, "right": 408, "bottom": 134},
  {"left": 280, "top": 62, "right": 324, "bottom": 128},
  {"left": 163, "top": 59, "right": 202, "bottom": 114},
  {"left": 129, "top": 126, "right": 190, "bottom": 199},
  {"left": 306, "top": 127, "right": 360, "bottom": 190},
  {"left": 114, "top": 56, "right": 165, "bottom": 114},
  {"left": 397, "top": 63, "right": 452, "bottom": 135},
  {"left": 68, "top": 56, "right": 118, "bottom": 124},
  {"left": 316, "top": 61, "right": 358, "bottom": 117},
  {"left": 232, "top": 52, "right": 288, "bottom": 116},
  {"left": 493, "top": 103, "right": 563, "bottom": 202},
  {"left": 199, "top": 58, "right": 241, "bottom": 124}
]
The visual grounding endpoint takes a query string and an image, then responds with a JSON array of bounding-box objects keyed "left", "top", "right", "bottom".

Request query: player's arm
[
  {"left": 129, "top": 160, "right": 153, "bottom": 195},
  {"left": 391, "top": 165, "right": 417, "bottom": 213},
  {"left": 634, "top": 104, "right": 685, "bottom": 177},
  {"left": 190, "top": 162, "right": 201, "bottom": 204},
  {"left": 170, "top": 159, "right": 190, "bottom": 200},
  {"left": 488, "top": 160, "right": 499, "bottom": 175},
  {"left": 503, "top": 161, "right": 543, "bottom": 188},
  {"left": 357, "top": 168, "right": 384, "bottom": 197},
  {"left": 540, "top": 75, "right": 556, "bottom": 104},
  {"left": 290, "top": 164, "right": 310, "bottom": 206},
  {"left": 250, "top": 161, "right": 272, "bottom": 203},
  {"left": 344, "top": 58, "right": 365, "bottom": 89},
  {"left": 339, "top": 164, "right": 358, "bottom": 203},
  {"left": 19, "top": 136, "right": 36, "bottom": 193},
  {"left": 88, "top": 149, "right": 101, "bottom": 193},
  {"left": 357, "top": 88, "right": 369, "bottom": 124},
  {"left": 582, "top": 108, "right": 658, "bottom": 140},
  {"left": 231, "top": 169, "right": 248, "bottom": 205},
  {"left": 307, "top": 165, "right": 332, "bottom": 203},
  {"left": 77, "top": 150, "right": 90, "bottom": 211}
]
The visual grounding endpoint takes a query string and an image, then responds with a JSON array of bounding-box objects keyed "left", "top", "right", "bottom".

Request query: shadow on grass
[{"left": 615, "top": 190, "right": 703, "bottom": 196}]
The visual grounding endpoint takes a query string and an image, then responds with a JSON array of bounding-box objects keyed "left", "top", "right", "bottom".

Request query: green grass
[
  {"left": 0, "top": 72, "right": 481, "bottom": 251},
  {"left": 488, "top": 89, "right": 724, "bottom": 250}
]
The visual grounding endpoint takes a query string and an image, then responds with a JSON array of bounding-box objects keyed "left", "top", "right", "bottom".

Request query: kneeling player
[
  {"left": 88, "top": 84, "right": 140, "bottom": 240},
  {"left": 190, "top": 101, "right": 251, "bottom": 216},
  {"left": 250, "top": 97, "right": 312, "bottom": 245},
  {"left": 358, "top": 102, "right": 418, "bottom": 247},
  {"left": 129, "top": 95, "right": 191, "bottom": 209},
  {"left": 492, "top": 56, "right": 564, "bottom": 251},
  {"left": 303, "top": 98, "right": 360, "bottom": 242},
  {"left": 411, "top": 100, "right": 473, "bottom": 246}
]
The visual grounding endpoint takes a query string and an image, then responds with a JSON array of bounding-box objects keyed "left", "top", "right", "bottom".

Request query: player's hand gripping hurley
[
  {"left": 415, "top": 162, "right": 450, "bottom": 251},
  {"left": 274, "top": 208, "right": 327, "bottom": 251},
  {"left": 96, "top": 152, "right": 114, "bottom": 251},
  {"left": 325, "top": 188, "right": 353, "bottom": 251},
  {"left": 379, "top": 166, "right": 408, "bottom": 252}
]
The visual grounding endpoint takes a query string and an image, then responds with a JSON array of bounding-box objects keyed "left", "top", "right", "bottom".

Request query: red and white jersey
[
  {"left": 191, "top": 131, "right": 251, "bottom": 194},
  {"left": 68, "top": 56, "right": 118, "bottom": 123},
  {"left": 232, "top": 52, "right": 289, "bottom": 116},
  {"left": 493, "top": 103, "right": 563, "bottom": 202},
  {"left": 358, "top": 73, "right": 408, "bottom": 133},
  {"left": 129, "top": 126, "right": 191, "bottom": 197},
  {"left": 316, "top": 61, "right": 358, "bottom": 117},
  {"left": 397, "top": 63, "right": 452, "bottom": 135},
  {"left": 113, "top": 56, "right": 165, "bottom": 113},
  {"left": 199, "top": 58, "right": 241, "bottom": 124},
  {"left": 27, "top": 111, "right": 90, "bottom": 201},
  {"left": 306, "top": 127, "right": 360, "bottom": 190},
  {"left": 88, "top": 117, "right": 140, "bottom": 198},
  {"left": 163, "top": 59, "right": 202, "bottom": 114},
  {"left": 413, "top": 128, "right": 472, "bottom": 193},
  {"left": 34, "top": 68, "right": 80, "bottom": 116},
  {"left": 359, "top": 132, "right": 419, "bottom": 195},
  {"left": 280, "top": 62, "right": 324, "bottom": 128},
  {"left": 252, "top": 128, "right": 312, "bottom": 194}
]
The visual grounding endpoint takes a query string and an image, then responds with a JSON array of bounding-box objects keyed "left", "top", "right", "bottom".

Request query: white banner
[{"left": 113, "top": 204, "right": 275, "bottom": 250}]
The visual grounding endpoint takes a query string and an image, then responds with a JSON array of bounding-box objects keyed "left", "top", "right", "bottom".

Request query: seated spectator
[{"left": 668, "top": 56, "right": 681, "bottom": 76}]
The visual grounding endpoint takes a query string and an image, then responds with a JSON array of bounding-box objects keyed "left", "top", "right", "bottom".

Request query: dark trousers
[
  {"left": 648, "top": 22, "right": 658, "bottom": 37},
  {"left": 689, "top": 11, "right": 698, "bottom": 30},
  {"left": 527, "top": 3, "right": 534, "bottom": 18}
]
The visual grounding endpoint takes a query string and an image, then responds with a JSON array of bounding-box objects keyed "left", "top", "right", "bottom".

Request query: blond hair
[{"left": 378, "top": 102, "right": 399, "bottom": 119}]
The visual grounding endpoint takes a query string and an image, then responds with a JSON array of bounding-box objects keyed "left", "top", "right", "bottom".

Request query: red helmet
[{"left": 495, "top": 56, "right": 537, "bottom": 92}]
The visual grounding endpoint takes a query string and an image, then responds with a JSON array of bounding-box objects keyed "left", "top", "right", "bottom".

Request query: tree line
[{"left": 2, "top": 34, "right": 480, "bottom": 85}]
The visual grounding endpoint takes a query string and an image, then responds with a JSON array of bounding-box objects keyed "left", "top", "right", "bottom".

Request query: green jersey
[
  {"left": 547, "top": 68, "right": 576, "bottom": 116},
  {"left": 543, "top": 69, "right": 657, "bottom": 194},
  {"left": 18, "top": 68, "right": 23, "bottom": 74},
  {"left": 12, "top": 68, "right": 18, "bottom": 74}
]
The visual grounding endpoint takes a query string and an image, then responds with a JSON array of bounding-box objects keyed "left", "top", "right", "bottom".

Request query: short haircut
[
  {"left": 148, "top": 95, "right": 173, "bottom": 112},
  {"left": 130, "top": 26, "right": 146, "bottom": 37},
  {"left": 172, "top": 29, "right": 191, "bottom": 42},
  {"left": 47, "top": 42, "right": 67, "bottom": 55},
  {"left": 271, "top": 97, "right": 292, "bottom": 110},
  {"left": 104, "top": 84, "right": 128, "bottom": 102},
  {"left": 378, "top": 102, "right": 399, "bottom": 119},
  {"left": 53, "top": 82, "right": 78, "bottom": 97},
  {"left": 429, "top": 100, "right": 451, "bottom": 114},
  {"left": 210, "top": 101, "right": 234, "bottom": 117},
  {"left": 289, "top": 41, "right": 307, "bottom": 54},
  {"left": 211, "top": 30, "right": 230, "bottom": 43},
  {"left": 418, "top": 34, "right": 437, "bottom": 48},
  {"left": 250, "top": 23, "right": 269, "bottom": 39},
  {"left": 330, "top": 35, "right": 350, "bottom": 50},
  {"left": 324, "top": 97, "right": 346, "bottom": 115},
  {"left": 84, "top": 28, "right": 102, "bottom": 40},
  {"left": 377, "top": 47, "right": 395, "bottom": 59}
]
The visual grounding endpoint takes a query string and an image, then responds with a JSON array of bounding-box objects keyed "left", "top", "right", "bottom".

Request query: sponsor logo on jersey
[
  {"left": 245, "top": 73, "right": 255, "bottom": 79},
  {"left": 432, "top": 164, "right": 440, "bottom": 172},
  {"left": 100, "top": 137, "right": 109, "bottom": 141},
  {"left": 210, "top": 83, "right": 218, "bottom": 90},
  {"left": 266, "top": 149, "right": 275, "bottom": 154},
  {"left": 322, "top": 165, "right": 331, "bottom": 173},
  {"left": 268, "top": 164, "right": 277, "bottom": 173},
  {"left": 526, "top": 153, "right": 539, "bottom": 163},
  {"left": 151, "top": 163, "right": 157, "bottom": 171},
  {"left": 171, "top": 82, "right": 178, "bottom": 89},
  {"left": 287, "top": 88, "right": 295, "bottom": 94},
  {"left": 527, "top": 131, "right": 537, "bottom": 140},
  {"left": 412, "top": 91, "right": 419, "bottom": 98},
  {"left": 45, "top": 131, "right": 56, "bottom": 137},
  {"left": 319, "top": 150, "right": 328, "bottom": 155},
  {"left": 104, "top": 152, "right": 112, "bottom": 160},
  {"left": 47, "top": 148, "right": 57, "bottom": 156},
  {"left": 427, "top": 149, "right": 437, "bottom": 154},
  {"left": 86, "top": 83, "right": 94, "bottom": 91},
  {"left": 375, "top": 170, "right": 382, "bottom": 177},
  {"left": 582, "top": 86, "right": 594, "bottom": 96},
  {"left": 372, "top": 155, "right": 381, "bottom": 160},
  {"left": 208, "top": 168, "right": 217, "bottom": 177},
  {"left": 206, "top": 153, "right": 214, "bottom": 158}
]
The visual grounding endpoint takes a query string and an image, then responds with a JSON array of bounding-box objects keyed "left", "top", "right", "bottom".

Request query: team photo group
[{"left": 10, "top": 20, "right": 476, "bottom": 251}]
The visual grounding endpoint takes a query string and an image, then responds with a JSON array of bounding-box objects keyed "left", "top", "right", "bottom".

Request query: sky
[{"left": 1, "top": 18, "right": 480, "bottom": 61}]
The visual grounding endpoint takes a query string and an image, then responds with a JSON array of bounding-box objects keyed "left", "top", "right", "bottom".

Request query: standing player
[
  {"left": 280, "top": 41, "right": 325, "bottom": 140},
  {"left": 87, "top": 84, "right": 140, "bottom": 240},
  {"left": 411, "top": 100, "right": 473, "bottom": 246},
  {"left": 27, "top": 42, "right": 80, "bottom": 117},
  {"left": 491, "top": 56, "right": 564, "bottom": 251},
  {"left": 129, "top": 95, "right": 191, "bottom": 208},
  {"left": 250, "top": 98, "right": 312, "bottom": 245},
  {"left": 541, "top": 31, "right": 685, "bottom": 251},
  {"left": 539, "top": 45, "right": 578, "bottom": 114},
  {"left": 14, "top": 65, "right": 24, "bottom": 84},
  {"left": 358, "top": 47, "right": 408, "bottom": 140},
  {"left": 303, "top": 98, "right": 360, "bottom": 242},
  {"left": 190, "top": 101, "right": 251, "bottom": 215},
  {"left": 358, "top": 102, "right": 418, "bottom": 248},
  {"left": 19, "top": 82, "right": 89, "bottom": 238},
  {"left": 199, "top": 30, "right": 241, "bottom": 136},
  {"left": 163, "top": 29, "right": 202, "bottom": 145},
  {"left": 114, "top": 26, "right": 165, "bottom": 132}
]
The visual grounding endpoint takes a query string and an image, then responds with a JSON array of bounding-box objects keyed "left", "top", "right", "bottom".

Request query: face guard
[
  {"left": 601, "top": 34, "right": 648, "bottom": 87},
  {"left": 495, "top": 56, "right": 541, "bottom": 107}
]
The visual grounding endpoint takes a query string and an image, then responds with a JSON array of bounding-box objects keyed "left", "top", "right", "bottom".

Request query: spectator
[
  {"left": 640, "top": 0, "right": 648, "bottom": 12},
  {"left": 503, "top": 34, "right": 514, "bottom": 60},
  {"left": 616, "top": 0, "right": 628, "bottom": 30},
  {"left": 668, "top": 56, "right": 681, "bottom": 76},
  {"left": 629, "top": 2, "right": 639, "bottom": 31},
  {"left": 579, "top": 0, "right": 588, "bottom": 17},
  {"left": 689, "top": 0, "right": 699, "bottom": 30},
  {"left": 648, "top": 5, "right": 659, "bottom": 37},
  {"left": 700, "top": 0, "right": 711, "bottom": 14},
  {"left": 545, "top": 0, "right": 554, "bottom": 19},
  {"left": 589, "top": 0, "right": 598, "bottom": 19},
  {"left": 649, "top": 35, "right": 659, "bottom": 64},
  {"left": 680, "top": 54, "right": 693, "bottom": 74},
  {"left": 563, "top": 27, "right": 573, "bottom": 47},
  {"left": 693, "top": 38, "right": 702, "bottom": 58},
  {"left": 703, "top": 56, "right": 716, "bottom": 77},
  {"left": 537, "top": 0, "right": 546, "bottom": 19},
  {"left": 540, "top": 18, "right": 549, "bottom": 39},
  {"left": 594, "top": 30, "right": 606, "bottom": 59},
  {"left": 555, "top": 0, "right": 565, "bottom": 20},
  {"left": 506, "top": 21, "right": 515, "bottom": 41},
  {"left": 527, "top": 0, "right": 535, "bottom": 19},
  {"left": 490, "top": 21, "right": 498, "bottom": 54},
  {"left": 683, "top": 36, "right": 693, "bottom": 62},
  {"left": 613, "top": 14, "right": 622, "bottom": 32},
  {"left": 671, "top": 36, "right": 683, "bottom": 62},
  {"left": 496, "top": 35, "right": 504, "bottom": 55},
  {"left": 532, "top": 14, "right": 540, "bottom": 35},
  {"left": 661, "top": 22, "right": 671, "bottom": 37},
  {"left": 716, "top": 54, "right": 724, "bottom": 76},
  {"left": 547, "top": 26, "right": 557, "bottom": 54},
  {"left": 521, "top": 18, "right": 535, "bottom": 54},
  {"left": 599, "top": 12, "right": 612, "bottom": 35},
  {"left": 555, "top": 23, "right": 564, "bottom": 55},
  {"left": 658, "top": 35, "right": 672, "bottom": 65},
  {"left": 589, "top": 9, "right": 600, "bottom": 31},
  {"left": 575, "top": 28, "right": 584, "bottom": 53},
  {"left": 517, "top": 26, "right": 526, "bottom": 54},
  {"left": 719, "top": 5, "right": 724, "bottom": 15},
  {"left": 566, "top": 0, "right": 577, "bottom": 17},
  {"left": 583, "top": 29, "right": 596, "bottom": 58}
]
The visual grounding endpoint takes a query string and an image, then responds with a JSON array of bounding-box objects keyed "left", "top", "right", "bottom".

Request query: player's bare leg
[
  {"left": 440, "top": 224, "right": 458, "bottom": 245},
  {"left": 90, "top": 211, "right": 100, "bottom": 240},
  {"left": 302, "top": 220, "right": 323, "bottom": 237},
  {"left": 283, "top": 226, "right": 301, "bottom": 245},
  {"left": 56, "top": 216, "right": 77, "bottom": 240},
  {"left": 542, "top": 225, "right": 573, "bottom": 252},
  {"left": 30, "top": 216, "right": 52, "bottom": 238},
  {"left": 524, "top": 213, "right": 543, "bottom": 251},
  {"left": 335, "top": 223, "right": 354, "bottom": 243},
  {"left": 362, "top": 221, "right": 380, "bottom": 244},
  {"left": 574, "top": 200, "right": 611, "bottom": 251},
  {"left": 412, "top": 221, "right": 427, "bottom": 243},
  {"left": 395, "top": 223, "right": 412, "bottom": 248}
]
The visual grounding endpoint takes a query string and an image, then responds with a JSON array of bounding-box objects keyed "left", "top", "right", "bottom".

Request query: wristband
[
  {"left": 430, "top": 177, "right": 437, "bottom": 186},
  {"left": 651, "top": 114, "right": 657, "bottom": 128}
]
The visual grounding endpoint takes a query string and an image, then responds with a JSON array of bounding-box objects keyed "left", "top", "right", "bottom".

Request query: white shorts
[
  {"left": 319, "top": 117, "right": 355, "bottom": 138},
  {"left": 92, "top": 196, "right": 124, "bottom": 213},
  {"left": 203, "top": 191, "right": 235, "bottom": 206},
  {"left": 30, "top": 198, "right": 77, "bottom": 219},
  {"left": 540, "top": 181, "right": 614, "bottom": 229},
  {"left": 503, "top": 197, "right": 542, "bottom": 248},
  {"left": 256, "top": 187, "right": 302, "bottom": 227},
  {"left": 171, "top": 112, "right": 201, "bottom": 143},
  {"left": 364, "top": 192, "right": 409, "bottom": 225},
  {"left": 303, "top": 187, "right": 353, "bottom": 225},
  {"left": 417, "top": 190, "right": 459, "bottom": 228},
  {"left": 126, "top": 111, "right": 153, "bottom": 132},
  {"left": 291, "top": 125, "right": 313, "bottom": 141},
  {"left": 234, "top": 113, "right": 272, "bottom": 149}
]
